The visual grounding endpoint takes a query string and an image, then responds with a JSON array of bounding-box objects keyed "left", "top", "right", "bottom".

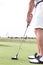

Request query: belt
[{"left": 35, "top": 0, "right": 43, "bottom": 7}]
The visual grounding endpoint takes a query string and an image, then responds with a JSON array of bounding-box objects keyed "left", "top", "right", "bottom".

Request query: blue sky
[{"left": 0, "top": 0, "right": 35, "bottom": 37}]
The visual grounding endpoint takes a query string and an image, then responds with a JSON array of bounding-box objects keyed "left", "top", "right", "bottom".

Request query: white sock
[{"left": 38, "top": 53, "right": 42, "bottom": 56}]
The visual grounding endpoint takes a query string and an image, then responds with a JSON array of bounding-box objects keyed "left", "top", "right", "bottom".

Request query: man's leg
[
  {"left": 35, "top": 28, "right": 43, "bottom": 56},
  {"left": 29, "top": 28, "right": 43, "bottom": 64},
  {"left": 28, "top": 28, "right": 43, "bottom": 59}
]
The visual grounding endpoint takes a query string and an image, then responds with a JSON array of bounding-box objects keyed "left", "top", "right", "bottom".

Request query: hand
[{"left": 26, "top": 13, "right": 33, "bottom": 26}]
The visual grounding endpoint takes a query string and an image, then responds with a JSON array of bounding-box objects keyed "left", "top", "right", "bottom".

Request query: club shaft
[{"left": 16, "top": 26, "right": 28, "bottom": 56}]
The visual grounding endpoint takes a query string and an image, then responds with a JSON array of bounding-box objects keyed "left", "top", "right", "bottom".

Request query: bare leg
[
  {"left": 35, "top": 29, "right": 40, "bottom": 54},
  {"left": 35, "top": 28, "right": 43, "bottom": 56}
]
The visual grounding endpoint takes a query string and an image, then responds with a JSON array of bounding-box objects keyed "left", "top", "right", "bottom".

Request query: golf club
[{"left": 11, "top": 24, "right": 29, "bottom": 60}]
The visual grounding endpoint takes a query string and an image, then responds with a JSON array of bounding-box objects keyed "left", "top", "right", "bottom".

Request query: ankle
[{"left": 38, "top": 53, "right": 43, "bottom": 56}]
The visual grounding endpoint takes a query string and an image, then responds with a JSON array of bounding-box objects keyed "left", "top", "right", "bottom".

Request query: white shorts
[{"left": 31, "top": 2, "right": 43, "bottom": 29}]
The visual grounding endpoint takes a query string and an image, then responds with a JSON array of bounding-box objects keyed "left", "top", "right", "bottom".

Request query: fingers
[{"left": 26, "top": 13, "right": 33, "bottom": 25}]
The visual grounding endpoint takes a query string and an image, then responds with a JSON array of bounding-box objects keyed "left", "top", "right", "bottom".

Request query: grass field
[{"left": 0, "top": 38, "right": 42, "bottom": 65}]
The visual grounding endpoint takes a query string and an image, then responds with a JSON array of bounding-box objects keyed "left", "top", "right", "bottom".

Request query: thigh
[{"left": 35, "top": 28, "right": 43, "bottom": 37}]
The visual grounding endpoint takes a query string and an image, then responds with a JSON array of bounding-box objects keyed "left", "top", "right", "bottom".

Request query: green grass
[{"left": 0, "top": 39, "right": 42, "bottom": 65}]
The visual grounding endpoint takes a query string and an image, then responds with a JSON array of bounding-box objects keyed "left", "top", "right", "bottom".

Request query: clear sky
[{"left": 0, "top": 0, "right": 35, "bottom": 37}]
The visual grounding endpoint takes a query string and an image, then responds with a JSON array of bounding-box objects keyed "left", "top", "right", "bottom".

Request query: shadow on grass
[{"left": 0, "top": 44, "right": 11, "bottom": 47}]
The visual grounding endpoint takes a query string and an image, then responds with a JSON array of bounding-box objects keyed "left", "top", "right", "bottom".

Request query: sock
[{"left": 38, "top": 53, "right": 42, "bottom": 56}]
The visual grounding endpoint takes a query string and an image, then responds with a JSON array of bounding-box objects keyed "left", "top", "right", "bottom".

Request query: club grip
[{"left": 27, "top": 24, "right": 29, "bottom": 28}]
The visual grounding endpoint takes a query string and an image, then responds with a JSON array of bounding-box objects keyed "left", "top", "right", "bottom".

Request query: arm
[{"left": 26, "top": 0, "right": 35, "bottom": 26}]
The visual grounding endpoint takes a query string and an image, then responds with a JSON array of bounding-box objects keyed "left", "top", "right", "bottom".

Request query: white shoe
[
  {"left": 29, "top": 56, "right": 43, "bottom": 64},
  {"left": 28, "top": 55, "right": 35, "bottom": 59},
  {"left": 28, "top": 53, "right": 37, "bottom": 59}
]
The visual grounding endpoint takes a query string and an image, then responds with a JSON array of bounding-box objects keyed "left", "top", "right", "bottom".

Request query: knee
[{"left": 34, "top": 29, "right": 42, "bottom": 42}]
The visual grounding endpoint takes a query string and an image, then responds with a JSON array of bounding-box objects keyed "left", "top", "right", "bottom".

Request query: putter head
[{"left": 11, "top": 54, "right": 18, "bottom": 60}]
